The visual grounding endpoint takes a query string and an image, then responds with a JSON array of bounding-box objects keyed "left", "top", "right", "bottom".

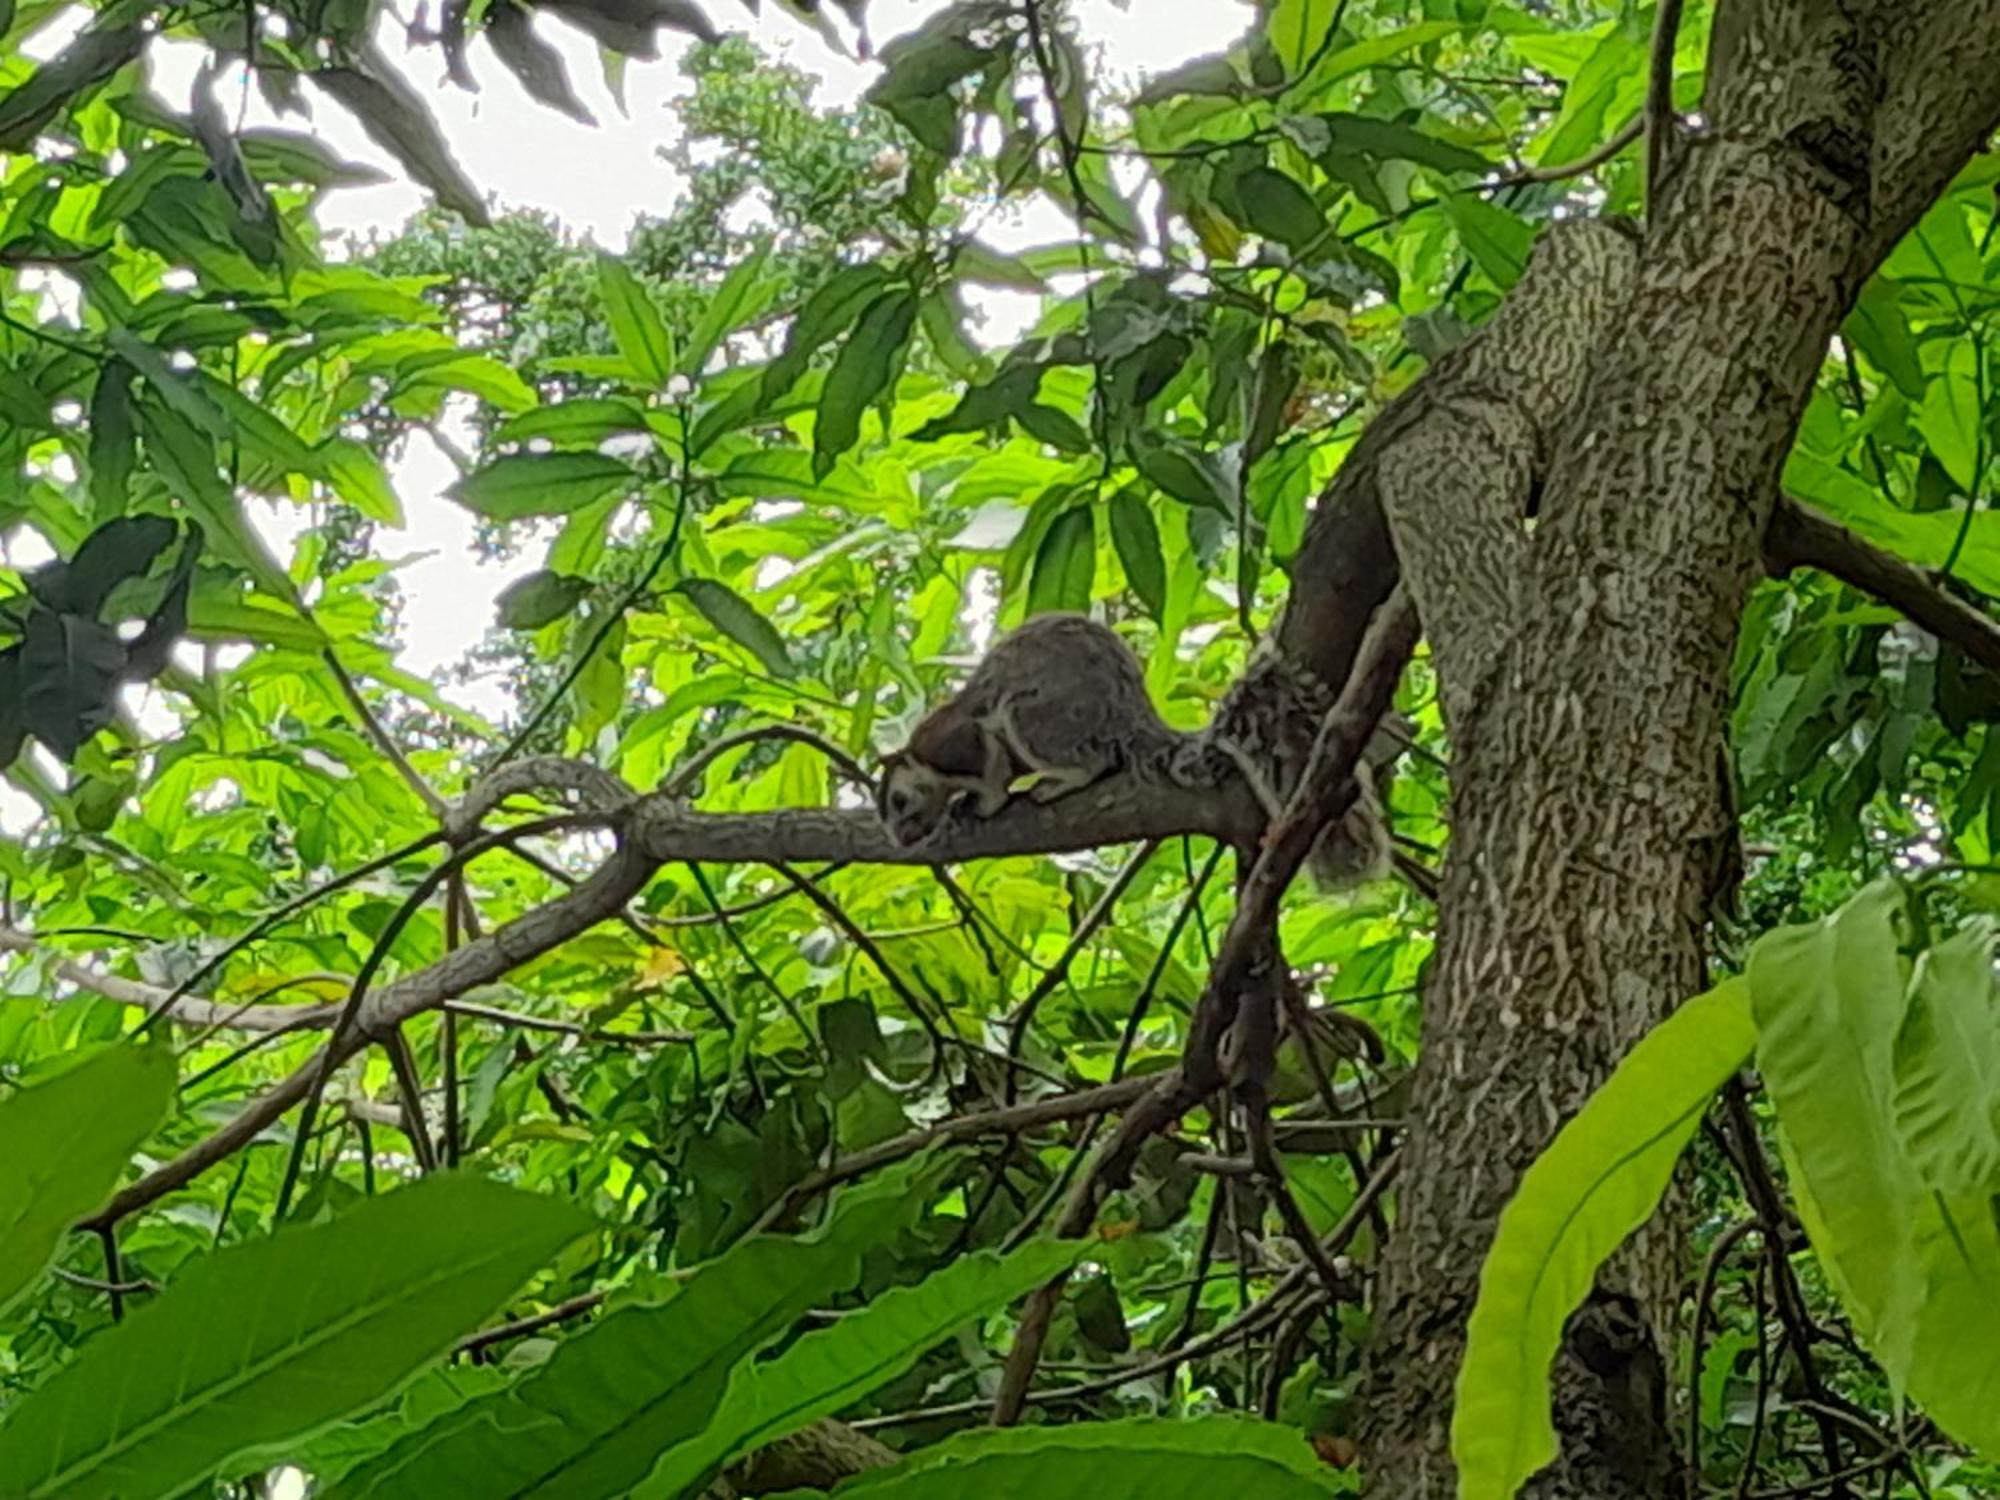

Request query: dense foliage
[{"left": 0, "top": 0, "right": 1998, "bottom": 1496}]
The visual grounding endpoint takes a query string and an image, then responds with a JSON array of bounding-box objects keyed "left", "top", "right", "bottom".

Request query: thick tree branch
[{"left": 1767, "top": 494, "right": 2000, "bottom": 673}]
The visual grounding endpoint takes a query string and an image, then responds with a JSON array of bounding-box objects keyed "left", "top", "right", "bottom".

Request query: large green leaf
[
  {"left": 677, "top": 577, "right": 798, "bottom": 680},
  {"left": 1107, "top": 485, "right": 1166, "bottom": 620},
  {"left": 640, "top": 1238, "right": 1088, "bottom": 1497},
  {"left": 1891, "top": 922, "right": 2000, "bottom": 1192},
  {"left": 1918, "top": 339, "right": 1983, "bottom": 493},
  {"left": 1453, "top": 980, "right": 1755, "bottom": 1500},
  {"left": 1752, "top": 884, "right": 2000, "bottom": 1453},
  {"left": 323, "top": 1166, "right": 940, "bottom": 1500},
  {"left": 0, "top": 1174, "right": 593, "bottom": 1499},
  {"left": 761, "top": 263, "right": 893, "bottom": 404},
  {"left": 0, "top": 1044, "right": 175, "bottom": 1321},
  {"left": 447, "top": 452, "right": 635, "bottom": 520},
  {"left": 814, "top": 288, "right": 917, "bottom": 478},
  {"left": 783, "top": 1417, "right": 1347, "bottom": 1498},
  {"left": 1028, "top": 503, "right": 1095, "bottom": 616},
  {"left": 597, "top": 255, "right": 674, "bottom": 388}
]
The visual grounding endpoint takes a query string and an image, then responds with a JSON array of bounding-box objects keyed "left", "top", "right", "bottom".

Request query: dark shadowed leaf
[
  {"left": 312, "top": 51, "right": 491, "bottom": 225},
  {"left": 485, "top": 2, "right": 596, "bottom": 124},
  {"left": 814, "top": 288, "right": 917, "bottom": 478},
  {"left": 497, "top": 569, "right": 592, "bottom": 630},
  {"left": 1317, "top": 111, "right": 1490, "bottom": 174},
  {"left": 1107, "top": 486, "right": 1166, "bottom": 620},
  {"left": 0, "top": 1045, "right": 175, "bottom": 1322},
  {"left": 679, "top": 577, "right": 798, "bottom": 679},
  {"left": 1229, "top": 165, "right": 1327, "bottom": 252},
  {"left": 1028, "top": 503, "right": 1094, "bottom": 616},
  {"left": 0, "top": 19, "right": 144, "bottom": 148},
  {"left": 24, "top": 515, "right": 177, "bottom": 617}
]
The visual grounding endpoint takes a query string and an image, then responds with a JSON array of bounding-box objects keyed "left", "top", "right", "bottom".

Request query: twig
[
  {"left": 442, "top": 999, "right": 694, "bottom": 1046},
  {"left": 455, "top": 1290, "right": 604, "bottom": 1357},
  {"left": 1646, "top": 0, "right": 1687, "bottom": 208},
  {"left": 1005, "top": 840, "right": 1160, "bottom": 1099},
  {"left": 992, "top": 592, "right": 1419, "bottom": 1425}
]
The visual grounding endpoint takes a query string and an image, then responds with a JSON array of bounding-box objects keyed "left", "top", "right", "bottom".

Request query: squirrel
[
  {"left": 876, "top": 614, "right": 1181, "bottom": 845},
  {"left": 876, "top": 614, "right": 1404, "bottom": 896}
]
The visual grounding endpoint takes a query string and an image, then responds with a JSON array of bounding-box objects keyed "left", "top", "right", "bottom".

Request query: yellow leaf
[{"left": 636, "top": 947, "right": 687, "bottom": 988}]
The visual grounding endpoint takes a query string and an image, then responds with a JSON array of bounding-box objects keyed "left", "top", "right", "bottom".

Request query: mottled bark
[{"left": 1346, "top": 4, "right": 2000, "bottom": 1495}]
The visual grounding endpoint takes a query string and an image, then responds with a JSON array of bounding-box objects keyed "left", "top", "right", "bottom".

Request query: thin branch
[
  {"left": 320, "top": 647, "right": 448, "bottom": 820},
  {"left": 443, "top": 999, "right": 694, "bottom": 1046},
  {"left": 456, "top": 1291, "right": 604, "bottom": 1357},
  {"left": 1645, "top": 0, "right": 1687, "bottom": 206},
  {"left": 1766, "top": 493, "right": 2000, "bottom": 675},
  {"left": 992, "top": 590, "right": 1420, "bottom": 1425}
]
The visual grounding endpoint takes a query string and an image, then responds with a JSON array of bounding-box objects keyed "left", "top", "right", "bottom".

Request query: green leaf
[
  {"left": 1843, "top": 278, "right": 1925, "bottom": 400},
  {"left": 762, "top": 264, "right": 892, "bottom": 404},
  {"left": 0, "top": 1174, "right": 592, "bottom": 1499},
  {"left": 313, "top": 57, "right": 490, "bottom": 225},
  {"left": 597, "top": 255, "right": 674, "bottom": 388},
  {"left": 1317, "top": 111, "right": 1490, "bottom": 175},
  {"left": 135, "top": 400, "right": 294, "bottom": 601},
  {"left": 495, "top": 570, "right": 591, "bottom": 630},
  {"left": 814, "top": 288, "right": 917, "bottom": 479},
  {"left": 493, "top": 398, "right": 652, "bottom": 448},
  {"left": 679, "top": 577, "right": 798, "bottom": 680},
  {"left": 1453, "top": 980, "right": 1755, "bottom": 1500},
  {"left": 640, "top": 1239, "right": 1088, "bottom": 1497},
  {"left": 1129, "top": 432, "right": 1233, "bottom": 512},
  {"left": 1028, "top": 503, "right": 1095, "bottom": 616},
  {"left": 324, "top": 1166, "right": 939, "bottom": 1500},
  {"left": 1918, "top": 339, "right": 1983, "bottom": 493},
  {"left": 781, "top": 1417, "right": 1345, "bottom": 1498},
  {"left": 1891, "top": 922, "right": 2000, "bottom": 1193},
  {"left": 447, "top": 452, "right": 635, "bottom": 520},
  {"left": 1442, "top": 193, "right": 1535, "bottom": 290},
  {"left": 1265, "top": 0, "right": 1341, "bottom": 76},
  {"left": 1533, "top": 15, "right": 1646, "bottom": 170},
  {"left": 682, "top": 245, "right": 776, "bottom": 380},
  {"left": 1305, "top": 19, "right": 1459, "bottom": 88},
  {"left": 319, "top": 438, "right": 405, "bottom": 525},
  {"left": 1229, "top": 166, "right": 1328, "bottom": 253},
  {"left": 1751, "top": 883, "right": 1925, "bottom": 1382},
  {"left": 87, "top": 361, "right": 136, "bottom": 517},
  {"left": 0, "top": 1045, "right": 174, "bottom": 1321},
  {"left": 1747, "top": 882, "right": 2000, "bottom": 1459},
  {"left": 1107, "top": 486, "right": 1166, "bottom": 620}
]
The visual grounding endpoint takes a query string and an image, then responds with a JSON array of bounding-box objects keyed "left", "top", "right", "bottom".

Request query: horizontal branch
[
  {"left": 0, "top": 927, "right": 338, "bottom": 1033},
  {"left": 629, "top": 774, "right": 1264, "bottom": 866},
  {"left": 1766, "top": 494, "right": 2000, "bottom": 675},
  {"left": 76, "top": 762, "right": 1268, "bottom": 1229}
]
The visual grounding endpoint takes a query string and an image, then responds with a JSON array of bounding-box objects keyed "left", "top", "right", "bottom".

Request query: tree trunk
[{"left": 1354, "top": 5, "right": 2000, "bottom": 1493}]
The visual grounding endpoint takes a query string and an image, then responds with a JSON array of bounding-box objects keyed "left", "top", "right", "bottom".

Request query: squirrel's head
[{"left": 876, "top": 753, "right": 958, "bottom": 845}]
